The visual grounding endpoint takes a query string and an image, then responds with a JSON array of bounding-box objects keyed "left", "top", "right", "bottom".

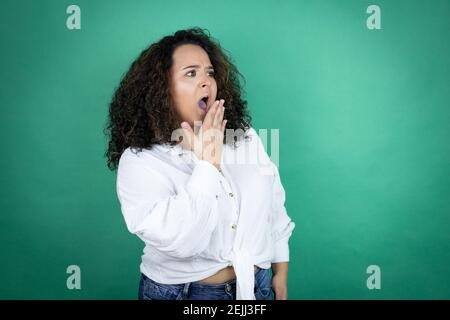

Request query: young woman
[{"left": 105, "top": 27, "right": 295, "bottom": 300}]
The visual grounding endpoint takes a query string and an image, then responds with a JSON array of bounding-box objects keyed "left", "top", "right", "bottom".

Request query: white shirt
[{"left": 116, "top": 127, "right": 295, "bottom": 300}]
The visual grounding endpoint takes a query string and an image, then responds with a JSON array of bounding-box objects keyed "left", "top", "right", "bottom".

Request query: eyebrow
[{"left": 181, "top": 65, "right": 214, "bottom": 70}]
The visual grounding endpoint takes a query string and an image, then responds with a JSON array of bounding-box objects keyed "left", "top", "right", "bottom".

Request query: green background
[{"left": 1, "top": 0, "right": 449, "bottom": 299}]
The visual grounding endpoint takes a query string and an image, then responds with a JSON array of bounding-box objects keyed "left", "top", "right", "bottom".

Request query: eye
[{"left": 186, "top": 70, "right": 215, "bottom": 77}]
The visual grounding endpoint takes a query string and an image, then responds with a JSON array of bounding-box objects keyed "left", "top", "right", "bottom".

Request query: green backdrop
[{"left": 1, "top": 0, "right": 449, "bottom": 299}]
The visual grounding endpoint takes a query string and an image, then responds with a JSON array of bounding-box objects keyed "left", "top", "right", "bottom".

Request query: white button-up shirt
[{"left": 116, "top": 127, "right": 295, "bottom": 300}]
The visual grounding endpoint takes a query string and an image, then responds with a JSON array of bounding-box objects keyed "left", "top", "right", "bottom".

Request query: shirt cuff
[
  {"left": 187, "top": 160, "right": 222, "bottom": 200},
  {"left": 272, "top": 238, "right": 290, "bottom": 263}
]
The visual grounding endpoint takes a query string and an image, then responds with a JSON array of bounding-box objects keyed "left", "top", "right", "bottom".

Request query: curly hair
[{"left": 104, "top": 27, "right": 252, "bottom": 171}]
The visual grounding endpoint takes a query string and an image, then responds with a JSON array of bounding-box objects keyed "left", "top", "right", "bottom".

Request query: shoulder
[
  {"left": 118, "top": 147, "right": 145, "bottom": 167},
  {"left": 229, "top": 126, "right": 260, "bottom": 148},
  {"left": 243, "top": 126, "right": 276, "bottom": 175},
  {"left": 117, "top": 145, "right": 167, "bottom": 173},
  {"left": 116, "top": 146, "right": 174, "bottom": 189},
  {"left": 244, "top": 126, "right": 258, "bottom": 139},
  {"left": 240, "top": 126, "right": 264, "bottom": 150}
]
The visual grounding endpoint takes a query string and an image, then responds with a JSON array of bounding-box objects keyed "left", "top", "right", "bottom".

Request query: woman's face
[{"left": 169, "top": 44, "right": 217, "bottom": 128}]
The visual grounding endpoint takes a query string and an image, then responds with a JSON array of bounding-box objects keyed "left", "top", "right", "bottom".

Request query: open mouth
[{"left": 198, "top": 95, "right": 209, "bottom": 111}]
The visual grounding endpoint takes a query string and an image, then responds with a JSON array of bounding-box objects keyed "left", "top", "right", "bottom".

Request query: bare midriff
[{"left": 196, "top": 265, "right": 258, "bottom": 285}]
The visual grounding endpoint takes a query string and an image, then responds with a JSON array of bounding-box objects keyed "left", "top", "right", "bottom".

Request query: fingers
[
  {"left": 218, "top": 100, "right": 227, "bottom": 133},
  {"left": 181, "top": 121, "right": 194, "bottom": 134},
  {"left": 180, "top": 121, "right": 194, "bottom": 147},
  {"left": 213, "top": 100, "right": 225, "bottom": 128},
  {"left": 204, "top": 100, "right": 220, "bottom": 127},
  {"left": 203, "top": 99, "right": 227, "bottom": 135},
  {"left": 221, "top": 119, "right": 228, "bottom": 132}
]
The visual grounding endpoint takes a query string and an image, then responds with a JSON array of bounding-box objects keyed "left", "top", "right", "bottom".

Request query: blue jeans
[{"left": 138, "top": 267, "right": 274, "bottom": 300}]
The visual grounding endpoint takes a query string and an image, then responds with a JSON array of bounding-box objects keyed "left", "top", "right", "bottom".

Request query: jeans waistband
[{"left": 142, "top": 266, "right": 264, "bottom": 289}]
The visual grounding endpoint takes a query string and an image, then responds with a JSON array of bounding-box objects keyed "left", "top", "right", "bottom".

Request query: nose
[{"left": 199, "top": 72, "right": 212, "bottom": 88}]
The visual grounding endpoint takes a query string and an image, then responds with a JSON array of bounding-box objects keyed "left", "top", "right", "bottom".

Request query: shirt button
[
  {"left": 229, "top": 192, "right": 234, "bottom": 197},
  {"left": 231, "top": 224, "right": 237, "bottom": 230},
  {"left": 215, "top": 195, "right": 218, "bottom": 199}
]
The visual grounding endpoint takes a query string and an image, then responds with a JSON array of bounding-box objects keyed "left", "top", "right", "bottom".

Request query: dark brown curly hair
[{"left": 104, "top": 27, "right": 252, "bottom": 171}]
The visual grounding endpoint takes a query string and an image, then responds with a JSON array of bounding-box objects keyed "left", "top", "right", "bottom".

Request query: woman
[{"left": 105, "top": 27, "right": 295, "bottom": 300}]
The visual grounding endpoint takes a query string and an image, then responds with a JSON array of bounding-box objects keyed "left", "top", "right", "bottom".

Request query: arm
[
  {"left": 116, "top": 151, "right": 223, "bottom": 259},
  {"left": 269, "top": 162, "right": 295, "bottom": 300},
  {"left": 251, "top": 127, "right": 295, "bottom": 299},
  {"left": 271, "top": 262, "right": 289, "bottom": 300}
]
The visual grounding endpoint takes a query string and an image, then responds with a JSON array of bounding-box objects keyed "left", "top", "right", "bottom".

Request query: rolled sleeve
[
  {"left": 116, "top": 151, "right": 223, "bottom": 259},
  {"left": 187, "top": 159, "right": 222, "bottom": 200},
  {"left": 270, "top": 161, "right": 295, "bottom": 263},
  {"left": 249, "top": 127, "right": 296, "bottom": 263}
]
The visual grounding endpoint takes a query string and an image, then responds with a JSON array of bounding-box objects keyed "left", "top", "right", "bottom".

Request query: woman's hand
[
  {"left": 272, "top": 273, "right": 288, "bottom": 300},
  {"left": 180, "top": 99, "right": 227, "bottom": 170}
]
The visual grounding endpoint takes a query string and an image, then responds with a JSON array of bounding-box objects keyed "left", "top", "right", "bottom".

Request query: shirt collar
[
  {"left": 152, "top": 143, "right": 186, "bottom": 156},
  {"left": 151, "top": 129, "right": 252, "bottom": 155}
]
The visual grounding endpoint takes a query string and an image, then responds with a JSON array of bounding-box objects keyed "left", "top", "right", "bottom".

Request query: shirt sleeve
[
  {"left": 250, "top": 127, "right": 296, "bottom": 263},
  {"left": 269, "top": 160, "right": 296, "bottom": 263},
  {"left": 116, "top": 150, "right": 223, "bottom": 259}
]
